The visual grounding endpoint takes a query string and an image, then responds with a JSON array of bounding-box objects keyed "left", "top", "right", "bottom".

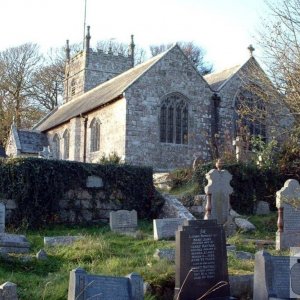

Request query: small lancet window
[
  {"left": 90, "top": 118, "right": 100, "bottom": 152},
  {"left": 71, "top": 79, "right": 76, "bottom": 96},
  {"left": 53, "top": 134, "right": 60, "bottom": 159},
  {"left": 63, "top": 129, "right": 70, "bottom": 159}
]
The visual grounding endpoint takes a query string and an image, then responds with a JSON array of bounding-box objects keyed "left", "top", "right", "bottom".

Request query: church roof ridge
[{"left": 35, "top": 47, "right": 173, "bottom": 131}]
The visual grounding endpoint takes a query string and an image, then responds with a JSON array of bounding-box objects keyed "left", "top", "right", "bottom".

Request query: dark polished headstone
[{"left": 174, "top": 220, "right": 231, "bottom": 300}]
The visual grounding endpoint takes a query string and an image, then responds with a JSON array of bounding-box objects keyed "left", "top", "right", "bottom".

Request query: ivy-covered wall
[{"left": 0, "top": 158, "right": 164, "bottom": 228}]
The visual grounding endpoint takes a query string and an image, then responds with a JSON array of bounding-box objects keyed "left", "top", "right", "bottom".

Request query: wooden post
[
  {"left": 277, "top": 207, "right": 284, "bottom": 233},
  {"left": 204, "top": 194, "right": 212, "bottom": 220}
]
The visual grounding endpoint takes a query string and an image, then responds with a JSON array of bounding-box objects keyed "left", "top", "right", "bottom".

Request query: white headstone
[
  {"left": 276, "top": 179, "right": 300, "bottom": 250},
  {"left": 204, "top": 169, "right": 233, "bottom": 225},
  {"left": 0, "top": 203, "right": 5, "bottom": 233}
]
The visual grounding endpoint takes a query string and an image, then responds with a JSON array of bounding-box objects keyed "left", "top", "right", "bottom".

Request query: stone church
[{"left": 5, "top": 28, "right": 290, "bottom": 170}]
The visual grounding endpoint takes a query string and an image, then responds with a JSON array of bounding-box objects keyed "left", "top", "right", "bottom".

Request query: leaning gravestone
[
  {"left": 253, "top": 250, "right": 300, "bottom": 299},
  {"left": 0, "top": 203, "right": 5, "bottom": 233},
  {"left": 276, "top": 179, "right": 300, "bottom": 250},
  {"left": 174, "top": 219, "right": 231, "bottom": 300},
  {"left": 0, "top": 282, "right": 18, "bottom": 300},
  {"left": 110, "top": 210, "right": 138, "bottom": 234},
  {"left": 153, "top": 218, "right": 185, "bottom": 240},
  {"left": 204, "top": 167, "right": 233, "bottom": 225},
  {"left": 68, "top": 268, "right": 144, "bottom": 300}
]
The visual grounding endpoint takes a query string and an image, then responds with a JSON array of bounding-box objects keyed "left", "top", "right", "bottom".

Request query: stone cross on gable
[{"left": 204, "top": 168, "right": 233, "bottom": 225}]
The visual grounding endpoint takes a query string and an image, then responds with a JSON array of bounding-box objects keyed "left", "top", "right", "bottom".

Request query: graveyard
[{"left": 0, "top": 155, "right": 300, "bottom": 299}]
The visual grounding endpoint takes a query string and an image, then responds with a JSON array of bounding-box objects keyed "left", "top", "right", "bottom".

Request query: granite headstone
[
  {"left": 153, "top": 218, "right": 185, "bottom": 240},
  {"left": 110, "top": 210, "right": 138, "bottom": 234},
  {"left": 253, "top": 250, "right": 300, "bottom": 299},
  {"left": 68, "top": 268, "right": 144, "bottom": 300},
  {"left": 276, "top": 179, "right": 300, "bottom": 250},
  {"left": 204, "top": 169, "right": 233, "bottom": 225},
  {"left": 174, "top": 219, "right": 231, "bottom": 300}
]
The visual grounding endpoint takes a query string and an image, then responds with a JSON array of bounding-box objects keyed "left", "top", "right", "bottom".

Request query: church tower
[{"left": 63, "top": 27, "right": 135, "bottom": 103}]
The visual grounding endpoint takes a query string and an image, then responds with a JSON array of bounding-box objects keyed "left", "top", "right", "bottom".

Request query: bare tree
[
  {"left": 150, "top": 41, "right": 213, "bottom": 75},
  {"left": 0, "top": 43, "right": 43, "bottom": 128},
  {"left": 257, "top": 0, "right": 300, "bottom": 126}
]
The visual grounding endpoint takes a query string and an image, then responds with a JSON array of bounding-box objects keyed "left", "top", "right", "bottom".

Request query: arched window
[
  {"left": 160, "top": 94, "right": 188, "bottom": 144},
  {"left": 90, "top": 118, "right": 100, "bottom": 152},
  {"left": 53, "top": 134, "right": 60, "bottom": 159},
  {"left": 63, "top": 129, "right": 70, "bottom": 160},
  {"left": 235, "top": 90, "right": 266, "bottom": 140}
]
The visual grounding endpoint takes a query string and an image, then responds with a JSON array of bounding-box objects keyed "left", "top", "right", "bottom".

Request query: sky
[{"left": 0, "top": 0, "right": 268, "bottom": 72}]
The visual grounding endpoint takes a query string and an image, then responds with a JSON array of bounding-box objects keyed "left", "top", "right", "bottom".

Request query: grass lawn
[{"left": 1, "top": 214, "right": 279, "bottom": 300}]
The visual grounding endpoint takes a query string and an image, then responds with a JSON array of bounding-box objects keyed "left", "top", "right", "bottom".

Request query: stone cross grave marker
[
  {"left": 174, "top": 219, "right": 231, "bottom": 300},
  {"left": 0, "top": 203, "right": 5, "bottom": 233},
  {"left": 204, "top": 168, "right": 233, "bottom": 225},
  {"left": 276, "top": 179, "right": 300, "bottom": 250},
  {"left": 253, "top": 250, "right": 300, "bottom": 299},
  {"left": 68, "top": 268, "right": 144, "bottom": 300},
  {"left": 153, "top": 218, "right": 185, "bottom": 240},
  {"left": 110, "top": 210, "right": 137, "bottom": 234}
]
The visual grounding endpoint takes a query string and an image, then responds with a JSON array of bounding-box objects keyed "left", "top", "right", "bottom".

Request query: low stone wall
[{"left": 2, "top": 187, "right": 131, "bottom": 224}]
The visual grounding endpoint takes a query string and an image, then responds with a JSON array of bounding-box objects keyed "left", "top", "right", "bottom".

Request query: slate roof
[
  {"left": 204, "top": 65, "right": 241, "bottom": 91},
  {"left": 35, "top": 49, "right": 169, "bottom": 132},
  {"left": 17, "top": 129, "right": 49, "bottom": 154}
]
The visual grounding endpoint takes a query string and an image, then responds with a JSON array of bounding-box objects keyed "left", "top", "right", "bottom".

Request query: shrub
[{"left": 193, "top": 161, "right": 285, "bottom": 214}]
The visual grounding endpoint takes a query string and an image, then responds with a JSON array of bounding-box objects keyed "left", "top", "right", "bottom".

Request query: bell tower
[{"left": 63, "top": 27, "right": 135, "bottom": 104}]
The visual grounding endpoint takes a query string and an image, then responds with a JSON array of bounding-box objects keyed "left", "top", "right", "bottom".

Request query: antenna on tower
[{"left": 83, "top": 0, "right": 87, "bottom": 49}]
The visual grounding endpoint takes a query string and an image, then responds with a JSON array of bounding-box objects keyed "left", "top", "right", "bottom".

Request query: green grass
[{"left": 0, "top": 215, "right": 281, "bottom": 300}]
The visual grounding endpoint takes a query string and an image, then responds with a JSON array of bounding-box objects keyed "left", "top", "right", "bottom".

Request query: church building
[{"left": 5, "top": 28, "right": 290, "bottom": 170}]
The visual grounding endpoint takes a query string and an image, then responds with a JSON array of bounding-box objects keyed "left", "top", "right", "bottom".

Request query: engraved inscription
[
  {"left": 284, "top": 205, "right": 300, "bottom": 231},
  {"left": 189, "top": 229, "right": 216, "bottom": 280}
]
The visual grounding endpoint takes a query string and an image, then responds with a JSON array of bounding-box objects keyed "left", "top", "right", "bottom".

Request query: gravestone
[
  {"left": 0, "top": 282, "right": 18, "bottom": 300},
  {"left": 153, "top": 218, "right": 185, "bottom": 240},
  {"left": 44, "top": 236, "right": 83, "bottom": 247},
  {"left": 110, "top": 210, "right": 138, "bottom": 234},
  {"left": 0, "top": 233, "right": 30, "bottom": 254},
  {"left": 174, "top": 219, "right": 231, "bottom": 300},
  {"left": 68, "top": 268, "right": 143, "bottom": 300},
  {"left": 253, "top": 250, "right": 300, "bottom": 299},
  {"left": 276, "top": 179, "right": 300, "bottom": 250},
  {"left": 0, "top": 202, "right": 5, "bottom": 233},
  {"left": 204, "top": 168, "right": 233, "bottom": 225}
]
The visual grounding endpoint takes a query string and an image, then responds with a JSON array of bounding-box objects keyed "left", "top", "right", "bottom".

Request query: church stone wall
[
  {"left": 85, "top": 99, "right": 126, "bottom": 163},
  {"left": 46, "top": 99, "right": 126, "bottom": 163},
  {"left": 125, "top": 47, "right": 213, "bottom": 170}
]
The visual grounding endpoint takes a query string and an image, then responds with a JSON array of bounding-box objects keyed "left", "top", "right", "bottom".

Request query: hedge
[
  {"left": 0, "top": 157, "right": 164, "bottom": 228},
  {"left": 193, "top": 162, "right": 287, "bottom": 214}
]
